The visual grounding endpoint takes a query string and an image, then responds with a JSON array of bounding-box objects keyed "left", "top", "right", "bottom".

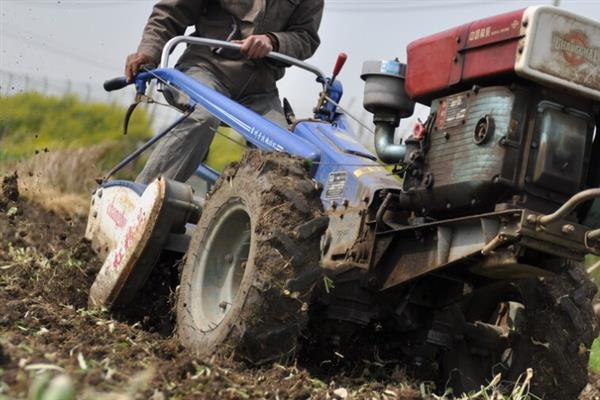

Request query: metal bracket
[{"left": 123, "top": 93, "right": 156, "bottom": 136}]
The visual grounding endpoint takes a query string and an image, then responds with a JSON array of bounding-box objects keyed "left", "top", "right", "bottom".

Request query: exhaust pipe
[
  {"left": 361, "top": 60, "right": 415, "bottom": 164},
  {"left": 374, "top": 121, "right": 407, "bottom": 164}
]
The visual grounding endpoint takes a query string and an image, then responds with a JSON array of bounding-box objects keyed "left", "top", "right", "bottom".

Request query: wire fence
[{"left": 0, "top": 68, "right": 178, "bottom": 131}]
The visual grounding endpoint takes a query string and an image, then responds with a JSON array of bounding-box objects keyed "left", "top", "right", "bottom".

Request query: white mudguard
[{"left": 86, "top": 178, "right": 197, "bottom": 308}]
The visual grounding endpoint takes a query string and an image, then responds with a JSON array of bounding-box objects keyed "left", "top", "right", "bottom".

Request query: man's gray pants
[{"left": 136, "top": 67, "right": 287, "bottom": 184}]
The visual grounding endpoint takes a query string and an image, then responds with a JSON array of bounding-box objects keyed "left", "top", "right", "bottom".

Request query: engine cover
[{"left": 403, "top": 85, "right": 595, "bottom": 217}]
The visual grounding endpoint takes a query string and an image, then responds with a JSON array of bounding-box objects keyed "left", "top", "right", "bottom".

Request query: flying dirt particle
[
  {"left": 2, "top": 172, "right": 19, "bottom": 202},
  {"left": 74, "top": 239, "right": 97, "bottom": 263}
]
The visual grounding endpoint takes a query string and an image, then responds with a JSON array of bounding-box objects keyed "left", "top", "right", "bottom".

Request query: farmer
[{"left": 127, "top": 0, "right": 324, "bottom": 184}]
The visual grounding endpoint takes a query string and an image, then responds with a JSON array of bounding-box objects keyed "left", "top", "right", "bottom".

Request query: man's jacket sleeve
[
  {"left": 137, "top": 0, "right": 203, "bottom": 63},
  {"left": 269, "top": 0, "right": 324, "bottom": 60}
]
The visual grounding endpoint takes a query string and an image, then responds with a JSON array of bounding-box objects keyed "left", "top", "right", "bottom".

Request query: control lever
[
  {"left": 330, "top": 52, "right": 348, "bottom": 84},
  {"left": 315, "top": 52, "right": 348, "bottom": 117}
]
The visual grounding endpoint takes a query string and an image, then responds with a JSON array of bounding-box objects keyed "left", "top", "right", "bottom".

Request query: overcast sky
[{"left": 1, "top": 0, "right": 600, "bottom": 133}]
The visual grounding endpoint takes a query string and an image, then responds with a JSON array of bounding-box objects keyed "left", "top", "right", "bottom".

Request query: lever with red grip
[{"left": 331, "top": 52, "right": 348, "bottom": 82}]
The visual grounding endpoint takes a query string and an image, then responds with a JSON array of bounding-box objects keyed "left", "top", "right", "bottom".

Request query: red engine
[{"left": 406, "top": 6, "right": 600, "bottom": 103}]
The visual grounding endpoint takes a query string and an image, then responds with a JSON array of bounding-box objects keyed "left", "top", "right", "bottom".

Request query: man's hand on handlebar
[
  {"left": 232, "top": 34, "right": 275, "bottom": 59},
  {"left": 125, "top": 52, "right": 155, "bottom": 82}
]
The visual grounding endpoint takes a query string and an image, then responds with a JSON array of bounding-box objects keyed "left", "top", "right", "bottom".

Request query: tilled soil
[
  {"left": 0, "top": 173, "right": 424, "bottom": 399},
  {"left": 1, "top": 172, "right": 599, "bottom": 400}
]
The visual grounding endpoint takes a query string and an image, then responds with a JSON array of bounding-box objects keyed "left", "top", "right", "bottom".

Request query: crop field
[{"left": 2, "top": 94, "right": 600, "bottom": 400}]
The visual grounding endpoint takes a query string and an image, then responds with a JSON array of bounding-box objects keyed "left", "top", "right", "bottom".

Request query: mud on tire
[
  {"left": 176, "top": 150, "right": 326, "bottom": 364},
  {"left": 524, "top": 261, "right": 598, "bottom": 399},
  {"left": 445, "top": 261, "right": 597, "bottom": 400}
]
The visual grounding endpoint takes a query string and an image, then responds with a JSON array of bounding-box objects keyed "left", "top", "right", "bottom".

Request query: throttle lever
[{"left": 331, "top": 52, "right": 348, "bottom": 83}]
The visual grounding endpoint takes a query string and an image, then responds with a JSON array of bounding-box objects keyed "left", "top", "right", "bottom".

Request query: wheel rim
[
  {"left": 191, "top": 201, "right": 251, "bottom": 332},
  {"left": 446, "top": 285, "right": 527, "bottom": 392},
  {"left": 488, "top": 301, "right": 524, "bottom": 371}
]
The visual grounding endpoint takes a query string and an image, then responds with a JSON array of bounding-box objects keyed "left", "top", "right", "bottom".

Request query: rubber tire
[
  {"left": 176, "top": 150, "right": 326, "bottom": 364},
  {"left": 445, "top": 261, "right": 598, "bottom": 399}
]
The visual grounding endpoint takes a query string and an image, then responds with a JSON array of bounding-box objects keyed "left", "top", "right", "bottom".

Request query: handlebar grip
[{"left": 103, "top": 77, "right": 130, "bottom": 92}]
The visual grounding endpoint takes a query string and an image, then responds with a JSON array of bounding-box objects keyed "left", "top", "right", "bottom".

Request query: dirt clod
[{"left": 2, "top": 172, "right": 19, "bottom": 202}]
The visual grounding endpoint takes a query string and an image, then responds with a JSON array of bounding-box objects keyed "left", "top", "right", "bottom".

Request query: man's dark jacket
[{"left": 138, "top": 0, "right": 324, "bottom": 96}]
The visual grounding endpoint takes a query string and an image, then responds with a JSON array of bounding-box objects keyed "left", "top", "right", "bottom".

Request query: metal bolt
[
  {"left": 367, "top": 276, "right": 378, "bottom": 288},
  {"left": 424, "top": 173, "right": 434, "bottom": 188},
  {"left": 561, "top": 224, "right": 575, "bottom": 235}
]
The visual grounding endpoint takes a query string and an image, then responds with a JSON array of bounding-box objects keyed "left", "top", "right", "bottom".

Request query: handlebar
[
  {"left": 103, "top": 77, "right": 130, "bottom": 92},
  {"left": 104, "top": 36, "right": 329, "bottom": 93},
  {"left": 161, "top": 36, "right": 328, "bottom": 84}
]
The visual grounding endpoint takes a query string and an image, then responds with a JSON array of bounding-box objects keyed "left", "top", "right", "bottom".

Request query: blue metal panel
[
  {"left": 292, "top": 121, "right": 403, "bottom": 209},
  {"left": 314, "top": 124, "right": 376, "bottom": 160},
  {"left": 137, "top": 69, "right": 321, "bottom": 162}
]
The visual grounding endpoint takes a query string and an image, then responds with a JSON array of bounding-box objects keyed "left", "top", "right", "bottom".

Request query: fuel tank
[{"left": 406, "top": 6, "right": 600, "bottom": 103}]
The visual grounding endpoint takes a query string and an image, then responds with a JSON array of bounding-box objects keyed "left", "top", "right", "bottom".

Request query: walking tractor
[{"left": 87, "top": 6, "right": 600, "bottom": 398}]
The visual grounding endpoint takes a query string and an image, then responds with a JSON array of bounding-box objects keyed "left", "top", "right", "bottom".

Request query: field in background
[
  {"left": 0, "top": 92, "right": 245, "bottom": 214},
  {"left": 0, "top": 93, "right": 152, "bottom": 215}
]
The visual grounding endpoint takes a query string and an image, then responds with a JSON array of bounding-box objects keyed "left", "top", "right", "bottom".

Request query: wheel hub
[
  {"left": 191, "top": 201, "right": 251, "bottom": 331},
  {"left": 463, "top": 301, "right": 525, "bottom": 370}
]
